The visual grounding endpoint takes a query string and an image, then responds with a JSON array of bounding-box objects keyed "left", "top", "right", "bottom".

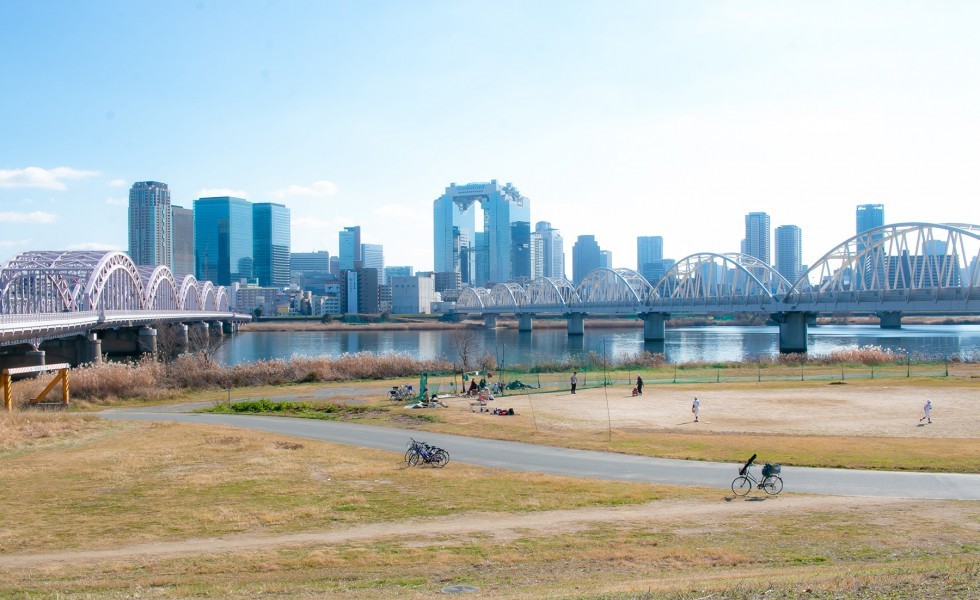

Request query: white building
[{"left": 390, "top": 274, "right": 437, "bottom": 314}]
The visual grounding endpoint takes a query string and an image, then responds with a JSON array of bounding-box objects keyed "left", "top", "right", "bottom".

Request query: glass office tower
[
  {"left": 744, "top": 212, "right": 771, "bottom": 265},
  {"left": 171, "top": 205, "right": 194, "bottom": 278},
  {"left": 194, "top": 196, "right": 253, "bottom": 285},
  {"left": 433, "top": 180, "right": 530, "bottom": 285},
  {"left": 856, "top": 204, "right": 885, "bottom": 235},
  {"left": 774, "top": 225, "right": 803, "bottom": 283},
  {"left": 253, "top": 202, "right": 291, "bottom": 287},
  {"left": 572, "top": 235, "right": 601, "bottom": 285}
]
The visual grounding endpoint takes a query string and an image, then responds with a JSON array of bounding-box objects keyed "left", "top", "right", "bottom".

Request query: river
[{"left": 215, "top": 324, "right": 980, "bottom": 366}]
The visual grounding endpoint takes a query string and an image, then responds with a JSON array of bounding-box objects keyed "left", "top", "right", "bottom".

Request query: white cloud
[
  {"left": 0, "top": 239, "right": 30, "bottom": 248},
  {"left": 0, "top": 211, "right": 58, "bottom": 224},
  {"left": 198, "top": 188, "right": 249, "bottom": 199},
  {"left": 0, "top": 167, "right": 100, "bottom": 190},
  {"left": 105, "top": 196, "right": 127, "bottom": 206},
  {"left": 66, "top": 242, "right": 124, "bottom": 251},
  {"left": 293, "top": 216, "right": 347, "bottom": 230},
  {"left": 107, "top": 178, "right": 127, "bottom": 188},
  {"left": 271, "top": 180, "right": 338, "bottom": 200}
]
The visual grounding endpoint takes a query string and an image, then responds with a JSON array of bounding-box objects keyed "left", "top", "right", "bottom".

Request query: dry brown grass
[
  {"left": 0, "top": 420, "right": 975, "bottom": 598},
  {"left": 0, "top": 411, "right": 104, "bottom": 451}
]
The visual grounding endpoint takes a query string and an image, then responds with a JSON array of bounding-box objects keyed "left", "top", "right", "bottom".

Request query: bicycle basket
[{"left": 762, "top": 463, "right": 781, "bottom": 477}]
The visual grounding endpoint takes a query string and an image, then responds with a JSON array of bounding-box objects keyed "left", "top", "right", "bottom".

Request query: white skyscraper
[{"left": 128, "top": 181, "right": 172, "bottom": 268}]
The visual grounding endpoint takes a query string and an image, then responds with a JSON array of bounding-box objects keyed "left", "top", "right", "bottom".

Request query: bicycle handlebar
[{"left": 739, "top": 453, "right": 757, "bottom": 476}]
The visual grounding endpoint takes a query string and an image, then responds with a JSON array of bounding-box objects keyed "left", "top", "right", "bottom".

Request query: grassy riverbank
[{"left": 0, "top": 417, "right": 976, "bottom": 598}]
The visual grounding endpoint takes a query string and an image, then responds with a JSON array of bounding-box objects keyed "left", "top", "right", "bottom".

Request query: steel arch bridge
[
  {"left": 0, "top": 250, "right": 247, "bottom": 346},
  {"left": 452, "top": 222, "right": 980, "bottom": 350}
]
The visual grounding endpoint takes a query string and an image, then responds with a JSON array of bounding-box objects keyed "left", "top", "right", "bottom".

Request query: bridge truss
[{"left": 0, "top": 251, "right": 229, "bottom": 314}]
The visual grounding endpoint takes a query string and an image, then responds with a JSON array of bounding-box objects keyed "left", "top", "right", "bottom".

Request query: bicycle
[
  {"left": 731, "top": 453, "right": 783, "bottom": 496},
  {"left": 405, "top": 438, "right": 450, "bottom": 468}
]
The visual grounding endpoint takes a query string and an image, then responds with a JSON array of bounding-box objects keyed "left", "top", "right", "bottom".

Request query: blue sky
[{"left": 2, "top": 0, "right": 979, "bottom": 274}]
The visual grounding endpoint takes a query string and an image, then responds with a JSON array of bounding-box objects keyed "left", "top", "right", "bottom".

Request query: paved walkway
[{"left": 101, "top": 407, "right": 980, "bottom": 500}]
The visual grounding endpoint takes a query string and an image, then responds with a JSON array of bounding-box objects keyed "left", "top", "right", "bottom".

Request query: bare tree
[
  {"left": 154, "top": 322, "right": 183, "bottom": 373},
  {"left": 188, "top": 323, "right": 227, "bottom": 369},
  {"left": 451, "top": 328, "right": 478, "bottom": 370}
]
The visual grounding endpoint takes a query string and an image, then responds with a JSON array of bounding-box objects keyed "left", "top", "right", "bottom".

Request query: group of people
[{"left": 569, "top": 371, "right": 701, "bottom": 422}]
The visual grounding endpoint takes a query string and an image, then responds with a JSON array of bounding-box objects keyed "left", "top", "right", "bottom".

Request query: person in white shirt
[
  {"left": 919, "top": 399, "right": 932, "bottom": 424},
  {"left": 570, "top": 371, "right": 578, "bottom": 394},
  {"left": 692, "top": 397, "right": 700, "bottom": 422}
]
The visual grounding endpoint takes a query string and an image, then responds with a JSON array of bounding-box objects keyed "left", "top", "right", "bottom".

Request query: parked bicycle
[
  {"left": 731, "top": 453, "right": 783, "bottom": 496},
  {"left": 388, "top": 385, "right": 415, "bottom": 402},
  {"left": 405, "top": 438, "right": 450, "bottom": 468}
]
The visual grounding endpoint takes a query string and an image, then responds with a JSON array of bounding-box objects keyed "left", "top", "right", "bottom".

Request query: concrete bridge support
[
  {"left": 517, "top": 313, "right": 533, "bottom": 332},
  {"left": 878, "top": 311, "right": 903, "bottom": 329},
  {"left": 566, "top": 313, "right": 586, "bottom": 336},
  {"left": 137, "top": 326, "right": 158, "bottom": 356},
  {"left": 777, "top": 312, "right": 810, "bottom": 353},
  {"left": 209, "top": 322, "right": 224, "bottom": 338},
  {"left": 40, "top": 333, "right": 102, "bottom": 367},
  {"left": 176, "top": 324, "right": 190, "bottom": 354},
  {"left": 0, "top": 347, "right": 47, "bottom": 373},
  {"left": 639, "top": 312, "right": 669, "bottom": 341},
  {"left": 483, "top": 314, "right": 498, "bottom": 329}
]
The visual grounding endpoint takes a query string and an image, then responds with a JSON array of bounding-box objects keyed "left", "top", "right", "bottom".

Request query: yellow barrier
[{"left": 2, "top": 363, "right": 71, "bottom": 412}]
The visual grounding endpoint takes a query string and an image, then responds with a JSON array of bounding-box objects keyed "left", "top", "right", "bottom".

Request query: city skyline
[{"left": 2, "top": 2, "right": 978, "bottom": 272}]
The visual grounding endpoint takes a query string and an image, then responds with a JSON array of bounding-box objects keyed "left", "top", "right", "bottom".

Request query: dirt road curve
[{"left": 0, "top": 496, "right": 893, "bottom": 569}]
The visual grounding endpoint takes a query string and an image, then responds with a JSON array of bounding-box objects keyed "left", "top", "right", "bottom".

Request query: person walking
[
  {"left": 570, "top": 371, "right": 578, "bottom": 394},
  {"left": 919, "top": 399, "right": 932, "bottom": 424},
  {"left": 635, "top": 375, "right": 643, "bottom": 396},
  {"left": 692, "top": 397, "right": 700, "bottom": 422}
]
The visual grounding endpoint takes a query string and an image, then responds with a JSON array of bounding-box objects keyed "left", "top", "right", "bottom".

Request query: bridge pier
[
  {"left": 517, "top": 313, "right": 533, "bottom": 332},
  {"left": 137, "top": 326, "right": 158, "bottom": 356},
  {"left": 566, "top": 313, "right": 586, "bottom": 336},
  {"left": 878, "top": 311, "right": 903, "bottom": 329},
  {"left": 776, "top": 311, "right": 810, "bottom": 353},
  {"left": 176, "top": 324, "right": 190, "bottom": 353},
  {"left": 483, "top": 314, "right": 497, "bottom": 329},
  {"left": 39, "top": 333, "right": 102, "bottom": 367},
  {"left": 639, "top": 312, "right": 669, "bottom": 341}
]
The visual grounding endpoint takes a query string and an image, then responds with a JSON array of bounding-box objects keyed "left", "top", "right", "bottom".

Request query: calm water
[{"left": 215, "top": 324, "right": 980, "bottom": 366}]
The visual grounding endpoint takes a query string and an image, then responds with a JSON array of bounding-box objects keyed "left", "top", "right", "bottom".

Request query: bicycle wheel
[
  {"left": 405, "top": 447, "right": 417, "bottom": 463},
  {"left": 432, "top": 450, "right": 450, "bottom": 468},
  {"left": 763, "top": 476, "right": 783, "bottom": 495},
  {"left": 408, "top": 450, "right": 424, "bottom": 466},
  {"left": 732, "top": 476, "right": 752, "bottom": 496}
]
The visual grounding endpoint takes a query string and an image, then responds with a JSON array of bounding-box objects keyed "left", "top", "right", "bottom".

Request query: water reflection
[{"left": 215, "top": 325, "right": 980, "bottom": 366}]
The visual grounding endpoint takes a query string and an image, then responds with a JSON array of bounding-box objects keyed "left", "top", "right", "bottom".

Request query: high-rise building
[
  {"left": 572, "top": 235, "right": 601, "bottom": 285},
  {"left": 329, "top": 256, "right": 340, "bottom": 276},
  {"left": 128, "top": 181, "right": 172, "bottom": 268},
  {"left": 171, "top": 205, "right": 194, "bottom": 278},
  {"left": 339, "top": 268, "right": 379, "bottom": 314},
  {"left": 774, "top": 225, "right": 803, "bottom": 283},
  {"left": 194, "top": 196, "right": 253, "bottom": 286},
  {"left": 642, "top": 259, "right": 675, "bottom": 286},
  {"left": 253, "top": 202, "right": 290, "bottom": 288},
  {"left": 384, "top": 265, "right": 413, "bottom": 284},
  {"left": 636, "top": 236, "right": 664, "bottom": 282},
  {"left": 856, "top": 204, "right": 885, "bottom": 235},
  {"left": 530, "top": 231, "right": 545, "bottom": 280},
  {"left": 511, "top": 221, "right": 532, "bottom": 281},
  {"left": 600, "top": 250, "right": 613, "bottom": 270},
  {"left": 339, "top": 226, "right": 362, "bottom": 270},
  {"left": 433, "top": 180, "right": 530, "bottom": 285},
  {"left": 291, "top": 250, "right": 333, "bottom": 290},
  {"left": 744, "top": 212, "right": 771, "bottom": 265},
  {"left": 535, "top": 221, "right": 565, "bottom": 279},
  {"left": 361, "top": 243, "right": 384, "bottom": 285},
  {"left": 290, "top": 251, "right": 331, "bottom": 275}
]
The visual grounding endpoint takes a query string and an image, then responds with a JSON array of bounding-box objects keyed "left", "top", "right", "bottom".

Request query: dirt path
[{"left": 0, "top": 495, "right": 899, "bottom": 569}]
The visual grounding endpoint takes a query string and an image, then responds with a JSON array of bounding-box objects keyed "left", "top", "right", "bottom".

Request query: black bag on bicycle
[{"left": 762, "top": 463, "right": 781, "bottom": 477}]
